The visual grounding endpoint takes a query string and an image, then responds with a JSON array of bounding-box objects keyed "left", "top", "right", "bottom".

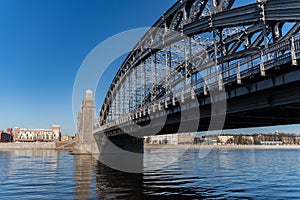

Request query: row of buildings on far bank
[
  {"left": 145, "top": 133, "right": 195, "bottom": 145},
  {"left": 0, "top": 125, "right": 62, "bottom": 142},
  {"left": 145, "top": 132, "right": 300, "bottom": 145}
]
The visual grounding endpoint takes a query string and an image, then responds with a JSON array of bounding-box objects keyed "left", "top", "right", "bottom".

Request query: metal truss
[{"left": 99, "top": 0, "right": 300, "bottom": 127}]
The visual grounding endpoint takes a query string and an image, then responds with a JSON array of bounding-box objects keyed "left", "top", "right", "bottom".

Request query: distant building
[
  {"left": 0, "top": 128, "right": 13, "bottom": 142},
  {"left": 216, "top": 133, "right": 300, "bottom": 145},
  {"left": 145, "top": 133, "right": 194, "bottom": 145},
  {"left": 61, "top": 135, "right": 75, "bottom": 142},
  {"left": 260, "top": 141, "right": 283, "bottom": 145},
  {"left": 14, "top": 125, "right": 61, "bottom": 142}
]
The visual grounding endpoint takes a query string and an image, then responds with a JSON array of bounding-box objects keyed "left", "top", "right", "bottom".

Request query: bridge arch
[{"left": 98, "top": 0, "right": 300, "bottom": 135}]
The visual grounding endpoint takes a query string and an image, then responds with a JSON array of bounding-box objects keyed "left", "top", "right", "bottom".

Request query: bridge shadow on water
[
  {"left": 94, "top": 160, "right": 220, "bottom": 200},
  {"left": 74, "top": 152, "right": 222, "bottom": 200}
]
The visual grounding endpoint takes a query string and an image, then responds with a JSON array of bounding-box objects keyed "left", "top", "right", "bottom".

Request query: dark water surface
[{"left": 0, "top": 149, "right": 299, "bottom": 199}]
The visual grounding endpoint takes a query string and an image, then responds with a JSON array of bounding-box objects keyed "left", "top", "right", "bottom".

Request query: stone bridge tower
[{"left": 74, "top": 89, "right": 95, "bottom": 154}]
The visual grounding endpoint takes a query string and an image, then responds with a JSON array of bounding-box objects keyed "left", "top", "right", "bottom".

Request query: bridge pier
[
  {"left": 93, "top": 132, "right": 144, "bottom": 173},
  {"left": 73, "top": 89, "right": 96, "bottom": 155},
  {"left": 93, "top": 132, "right": 144, "bottom": 154},
  {"left": 107, "top": 134, "right": 144, "bottom": 153}
]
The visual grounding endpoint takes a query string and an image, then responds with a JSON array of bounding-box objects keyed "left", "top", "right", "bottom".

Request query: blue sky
[
  {"left": 0, "top": 0, "right": 299, "bottom": 135},
  {"left": 0, "top": 0, "right": 175, "bottom": 134}
]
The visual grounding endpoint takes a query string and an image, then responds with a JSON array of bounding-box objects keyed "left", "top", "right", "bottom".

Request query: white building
[{"left": 145, "top": 133, "right": 194, "bottom": 145}]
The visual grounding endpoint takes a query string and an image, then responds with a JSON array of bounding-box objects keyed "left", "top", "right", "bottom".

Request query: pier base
[
  {"left": 93, "top": 132, "right": 144, "bottom": 173},
  {"left": 72, "top": 143, "right": 94, "bottom": 155},
  {"left": 107, "top": 134, "right": 144, "bottom": 153}
]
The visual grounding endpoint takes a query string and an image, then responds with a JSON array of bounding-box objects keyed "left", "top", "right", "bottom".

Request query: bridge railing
[{"left": 222, "top": 34, "right": 300, "bottom": 85}]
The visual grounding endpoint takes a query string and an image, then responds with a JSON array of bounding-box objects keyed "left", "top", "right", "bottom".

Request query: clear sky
[
  {"left": 0, "top": 0, "right": 176, "bottom": 134},
  {"left": 0, "top": 0, "right": 299, "bottom": 136}
]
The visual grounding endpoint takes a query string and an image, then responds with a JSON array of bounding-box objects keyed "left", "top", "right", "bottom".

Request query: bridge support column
[
  {"left": 93, "top": 132, "right": 144, "bottom": 173},
  {"left": 73, "top": 89, "right": 96, "bottom": 155},
  {"left": 108, "top": 134, "right": 144, "bottom": 153},
  {"left": 94, "top": 132, "right": 144, "bottom": 154}
]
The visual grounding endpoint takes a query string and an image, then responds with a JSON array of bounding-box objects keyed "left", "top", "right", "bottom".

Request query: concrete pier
[
  {"left": 93, "top": 131, "right": 144, "bottom": 173},
  {"left": 108, "top": 134, "right": 144, "bottom": 153}
]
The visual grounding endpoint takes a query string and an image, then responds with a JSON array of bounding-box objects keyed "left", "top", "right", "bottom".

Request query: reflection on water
[
  {"left": 0, "top": 150, "right": 76, "bottom": 200},
  {"left": 96, "top": 149, "right": 300, "bottom": 199},
  {"left": 73, "top": 154, "right": 94, "bottom": 200},
  {"left": 95, "top": 161, "right": 143, "bottom": 199},
  {"left": 0, "top": 149, "right": 300, "bottom": 199}
]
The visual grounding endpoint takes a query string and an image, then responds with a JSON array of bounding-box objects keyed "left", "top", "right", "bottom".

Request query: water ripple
[{"left": 0, "top": 149, "right": 299, "bottom": 199}]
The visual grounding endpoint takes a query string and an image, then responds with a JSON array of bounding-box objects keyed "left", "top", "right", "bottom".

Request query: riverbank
[
  {"left": 0, "top": 141, "right": 75, "bottom": 150},
  {"left": 144, "top": 144, "right": 300, "bottom": 150},
  {"left": 1, "top": 142, "right": 300, "bottom": 151}
]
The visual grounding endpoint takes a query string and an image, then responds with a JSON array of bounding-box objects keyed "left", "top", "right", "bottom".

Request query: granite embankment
[{"left": 0, "top": 141, "right": 75, "bottom": 150}]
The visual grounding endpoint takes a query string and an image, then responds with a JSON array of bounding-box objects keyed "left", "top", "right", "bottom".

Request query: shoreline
[
  {"left": 1, "top": 142, "right": 300, "bottom": 151},
  {"left": 144, "top": 144, "right": 300, "bottom": 150},
  {"left": 0, "top": 141, "right": 74, "bottom": 150}
]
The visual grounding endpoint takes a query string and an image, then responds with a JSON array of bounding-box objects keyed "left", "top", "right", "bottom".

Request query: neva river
[{"left": 0, "top": 149, "right": 300, "bottom": 199}]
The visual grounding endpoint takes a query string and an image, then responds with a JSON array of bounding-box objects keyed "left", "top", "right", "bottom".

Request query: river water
[{"left": 0, "top": 149, "right": 299, "bottom": 199}]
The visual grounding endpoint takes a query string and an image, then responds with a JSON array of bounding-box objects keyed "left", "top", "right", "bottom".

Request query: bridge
[{"left": 76, "top": 0, "right": 300, "bottom": 158}]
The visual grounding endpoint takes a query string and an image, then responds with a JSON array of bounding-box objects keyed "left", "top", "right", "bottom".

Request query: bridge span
[{"left": 75, "top": 0, "right": 300, "bottom": 157}]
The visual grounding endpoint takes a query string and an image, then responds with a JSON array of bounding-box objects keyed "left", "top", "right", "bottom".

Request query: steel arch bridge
[{"left": 96, "top": 0, "right": 300, "bottom": 137}]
